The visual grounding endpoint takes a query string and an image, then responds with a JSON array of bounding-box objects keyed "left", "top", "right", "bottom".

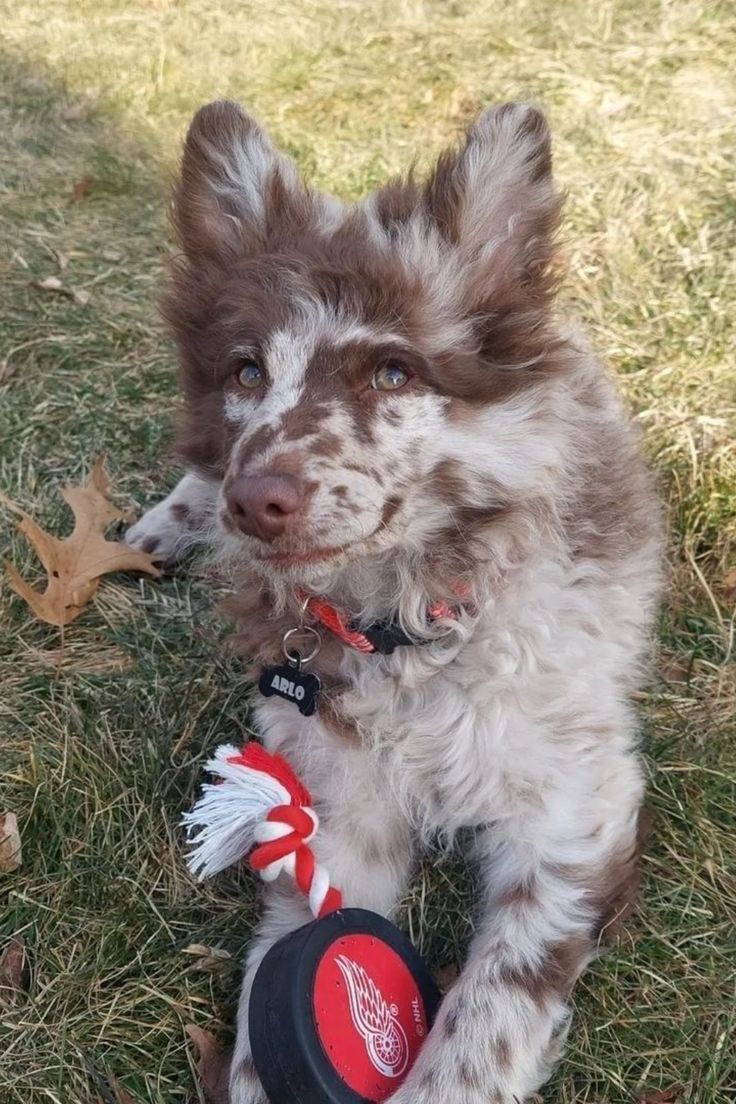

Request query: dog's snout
[{"left": 226, "top": 474, "right": 305, "bottom": 541}]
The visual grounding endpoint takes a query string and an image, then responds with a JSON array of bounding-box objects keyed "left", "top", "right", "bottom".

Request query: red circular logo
[{"left": 313, "top": 934, "right": 428, "bottom": 1101}]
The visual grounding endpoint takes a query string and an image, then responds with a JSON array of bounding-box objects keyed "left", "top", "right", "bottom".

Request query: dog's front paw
[
  {"left": 125, "top": 472, "right": 218, "bottom": 565},
  {"left": 125, "top": 497, "right": 192, "bottom": 564}
]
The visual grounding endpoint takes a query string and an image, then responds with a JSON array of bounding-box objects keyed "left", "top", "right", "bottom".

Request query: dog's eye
[
  {"left": 236, "top": 359, "right": 264, "bottom": 390},
  {"left": 372, "top": 363, "right": 409, "bottom": 391}
]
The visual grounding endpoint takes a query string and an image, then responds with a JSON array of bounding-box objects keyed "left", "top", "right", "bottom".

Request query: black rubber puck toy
[
  {"left": 184, "top": 743, "right": 441, "bottom": 1103},
  {"left": 249, "top": 908, "right": 440, "bottom": 1104}
]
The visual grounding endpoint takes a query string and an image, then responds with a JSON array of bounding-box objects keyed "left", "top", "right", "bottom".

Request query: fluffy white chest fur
[{"left": 257, "top": 536, "right": 653, "bottom": 874}]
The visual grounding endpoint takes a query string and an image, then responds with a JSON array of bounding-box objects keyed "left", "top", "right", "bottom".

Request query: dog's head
[{"left": 164, "top": 100, "right": 569, "bottom": 586}]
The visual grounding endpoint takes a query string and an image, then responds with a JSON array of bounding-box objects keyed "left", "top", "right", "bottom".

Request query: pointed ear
[
  {"left": 173, "top": 100, "right": 308, "bottom": 262},
  {"left": 423, "top": 102, "right": 562, "bottom": 295}
]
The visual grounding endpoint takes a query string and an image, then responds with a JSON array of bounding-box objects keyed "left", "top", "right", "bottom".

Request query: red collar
[{"left": 296, "top": 590, "right": 459, "bottom": 655}]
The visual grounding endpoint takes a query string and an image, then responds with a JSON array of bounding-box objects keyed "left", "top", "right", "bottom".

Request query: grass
[{"left": 0, "top": 1, "right": 734, "bottom": 1101}]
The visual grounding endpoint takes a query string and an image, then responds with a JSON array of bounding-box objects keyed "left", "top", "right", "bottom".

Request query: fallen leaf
[
  {"left": 722, "top": 567, "right": 736, "bottom": 604},
  {"left": 0, "top": 937, "right": 27, "bottom": 1003},
  {"left": 183, "top": 944, "right": 233, "bottom": 971},
  {"left": 69, "top": 176, "right": 93, "bottom": 203},
  {"left": 35, "top": 275, "right": 63, "bottom": 291},
  {"left": 1, "top": 455, "right": 161, "bottom": 626},
  {"left": 0, "top": 360, "right": 17, "bottom": 385},
  {"left": 31, "top": 276, "right": 90, "bottom": 306},
  {"left": 183, "top": 939, "right": 234, "bottom": 972},
  {"left": 639, "top": 1087, "right": 684, "bottom": 1104},
  {"left": 0, "top": 812, "right": 22, "bottom": 872},
  {"left": 186, "top": 1025, "right": 232, "bottom": 1104},
  {"left": 191, "top": 955, "right": 234, "bottom": 974},
  {"left": 182, "top": 943, "right": 215, "bottom": 957},
  {"left": 659, "top": 654, "right": 691, "bottom": 684}
]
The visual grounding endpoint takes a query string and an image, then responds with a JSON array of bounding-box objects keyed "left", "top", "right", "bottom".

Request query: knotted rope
[{"left": 183, "top": 742, "right": 342, "bottom": 918}]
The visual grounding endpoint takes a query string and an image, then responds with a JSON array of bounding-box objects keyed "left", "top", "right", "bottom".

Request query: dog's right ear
[{"left": 173, "top": 100, "right": 307, "bottom": 263}]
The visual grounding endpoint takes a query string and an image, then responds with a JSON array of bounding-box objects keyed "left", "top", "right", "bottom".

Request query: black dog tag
[{"left": 259, "top": 657, "right": 321, "bottom": 717}]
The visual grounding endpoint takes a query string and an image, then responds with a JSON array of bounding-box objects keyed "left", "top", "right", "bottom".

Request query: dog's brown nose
[{"left": 226, "top": 474, "right": 305, "bottom": 541}]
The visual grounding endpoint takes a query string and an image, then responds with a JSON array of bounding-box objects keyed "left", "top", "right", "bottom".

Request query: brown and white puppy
[{"left": 127, "top": 100, "right": 662, "bottom": 1103}]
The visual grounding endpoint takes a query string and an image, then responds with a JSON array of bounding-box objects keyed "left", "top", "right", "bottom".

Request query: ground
[{"left": 0, "top": 1, "right": 734, "bottom": 1102}]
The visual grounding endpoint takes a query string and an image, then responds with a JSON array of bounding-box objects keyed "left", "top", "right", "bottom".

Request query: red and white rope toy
[{"left": 183, "top": 742, "right": 342, "bottom": 919}]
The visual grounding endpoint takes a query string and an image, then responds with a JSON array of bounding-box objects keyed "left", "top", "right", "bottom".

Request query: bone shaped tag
[{"left": 258, "top": 659, "right": 321, "bottom": 716}]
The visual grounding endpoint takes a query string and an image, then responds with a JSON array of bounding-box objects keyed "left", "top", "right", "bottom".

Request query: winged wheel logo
[{"left": 335, "top": 954, "right": 410, "bottom": 1078}]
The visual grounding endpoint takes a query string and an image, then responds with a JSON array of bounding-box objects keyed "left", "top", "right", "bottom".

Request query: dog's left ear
[{"left": 423, "top": 103, "right": 563, "bottom": 299}]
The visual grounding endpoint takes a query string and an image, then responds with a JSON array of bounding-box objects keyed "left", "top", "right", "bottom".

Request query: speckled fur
[{"left": 127, "top": 100, "right": 663, "bottom": 1103}]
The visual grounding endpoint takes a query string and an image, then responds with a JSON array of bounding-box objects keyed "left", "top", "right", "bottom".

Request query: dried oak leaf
[
  {"left": 185, "top": 1025, "right": 232, "bottom": 1104},
  {"left": 0, "top": 812, "right": 22, "bottom": 872},
  {"left": 69, "top": 176, "right": 93, "bottom": 204},
  {"left": 1, "top": 456, "right": 160, "bottom": 626},
  {"left": 0, "top": 937, "right": 27, "bottom": 1003},
  {"left": 639, "top": 1087, "right": 684, "bottom": 1104}
]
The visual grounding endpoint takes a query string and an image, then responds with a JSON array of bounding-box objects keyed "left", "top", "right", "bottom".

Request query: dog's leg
[
  {"left": 388, "top": 790, "right": 643, "bottom": 1103},
  {"left": 229, "top": 770, "right": 414, "bottom": 1104},
  {"left": 125, "top": 470, "right": 219, "bottom": 564}
]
